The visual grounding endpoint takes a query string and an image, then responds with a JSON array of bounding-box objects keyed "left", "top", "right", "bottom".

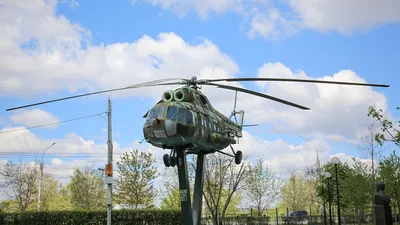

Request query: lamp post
[
  {"left": 324, "top": 172, "right": 333, "bottom": 225},
  {"left": 298, "top": 136, "right": 320, "bottom": 172},
  {"left": 331, "top": 157, "right": 341, "bottom": 225},
  {"left": 38, "top": 142, "right": 56, "bottom": 211}
]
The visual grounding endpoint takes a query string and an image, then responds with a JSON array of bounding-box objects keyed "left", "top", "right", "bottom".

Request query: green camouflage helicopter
[{"left": 5, "top": 76, "right": 389, "bottom": 167}]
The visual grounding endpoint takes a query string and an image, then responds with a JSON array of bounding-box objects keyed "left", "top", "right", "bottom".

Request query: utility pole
[
  {"left": 105, "top": 98, "right": 113, "bottom": 225},
  {"left": 38, "top": 142, "right": 56, "bottom": 211}
]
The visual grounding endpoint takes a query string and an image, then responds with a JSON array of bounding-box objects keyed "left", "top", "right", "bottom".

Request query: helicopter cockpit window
[
  {"left": 186, "top": 110, "right": 194, "bottom": 125},
  {"left": 146, "top": 107, "right": 156, "bottom": 124},
  {"left": 166, "top": 106, "right": 178, "bottom": 119},
  {"left": 176, "top": 108, "right": 186, "bottom": 124},
  {"left": 156, "top": 106, "right": 167, "bottom": 118}
]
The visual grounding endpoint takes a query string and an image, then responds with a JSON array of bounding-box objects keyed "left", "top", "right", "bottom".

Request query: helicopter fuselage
[{"left": 142, "top": 86, "right": 241, "bottom": 153}]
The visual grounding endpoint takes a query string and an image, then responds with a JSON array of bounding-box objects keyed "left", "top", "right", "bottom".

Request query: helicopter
[
  {"left": 5, "top": 75, "right": 389, "bottom": 225},
  {"left": 5, "top": 76, "right": 390, "bottom": 167}
]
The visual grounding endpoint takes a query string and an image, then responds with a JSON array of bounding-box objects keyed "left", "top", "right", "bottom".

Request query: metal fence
[{"left": 200, "top": 207, "right": 400, "bottom": 225}]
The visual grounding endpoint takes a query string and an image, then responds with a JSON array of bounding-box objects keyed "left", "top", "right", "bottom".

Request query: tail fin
[{"left": 229, "top": 91, "right": 245, "bottom": 127}]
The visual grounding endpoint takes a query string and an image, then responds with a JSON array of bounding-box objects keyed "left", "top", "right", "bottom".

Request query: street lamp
[
  {"left": 324, "top": 172, "right": 333, "bottom": 225},
  {"left": 331, "top": 156, "right": 341, "bottom": 225},
  {"left": 38, "top": 142, "right": 56, "bottom": 211},
  {"left": 298, "top": 136, "right": 320, "bottom": 170}
]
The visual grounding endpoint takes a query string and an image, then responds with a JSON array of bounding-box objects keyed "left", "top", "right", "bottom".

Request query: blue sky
[{"left": 0, "top": 0, "right": 399, "bottom": 201}]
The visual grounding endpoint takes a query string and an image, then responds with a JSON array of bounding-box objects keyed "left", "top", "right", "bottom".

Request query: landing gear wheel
[
  {"left": 170, "top": 156, "right": 176, "bottom": 167},
  {"left": 235, "top": 151, "right": 242, "bottom": 165},
  {"left": 163, "top": 154, "right": 171, "bottom": 167}
]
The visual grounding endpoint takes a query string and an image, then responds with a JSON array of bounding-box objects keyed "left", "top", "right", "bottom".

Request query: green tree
[
  {"left": 368, "top": 106, "right": 400, "bottom": 147},
  {"left": 346, "top": 158, "right": 374, "bottom": 223},
  {"left": 316, "top": 162, "right": 353, "bottom": 210},
  {"left": 0, "top": 161, "right": 39, "bottom": 212},
  {"left": 36, "top": 174, "right": 60, "bottom": 211},
  {"left": 67, "top": 167, "right": 106, "bottom": 210},
  {"left": 377, "top": 151, "right": 400, "bottom": 214},
  {"left": 115, "top": 149, "right": 158, "bottom": 209},
  {"left": 201, "top": 154, "right": 247, "bottom": 225},
  {"left": 281, "top": 171, "right": 319, "bottom": 212},
  {"left": 245, "top": 156, "right": 282, "bottom": 216}
]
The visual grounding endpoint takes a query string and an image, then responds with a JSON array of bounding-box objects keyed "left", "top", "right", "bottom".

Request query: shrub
[{"left": 0, "top": 209, "right": 181, "bottom": 225}]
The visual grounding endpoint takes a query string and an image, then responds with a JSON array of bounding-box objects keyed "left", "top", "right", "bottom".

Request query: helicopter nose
[
  {"left": 165, "top": 120, "right": 177, "bottom": 136},
  {"left": 151, "top": 119, "right": 177, "bottom": 138}
]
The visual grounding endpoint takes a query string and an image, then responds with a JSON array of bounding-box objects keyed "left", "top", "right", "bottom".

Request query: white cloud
[
  {"left": 133, "top": 0, "right": 400, "bottom": 39},
  {"left": 0, "top": 1, "right": 393, "bottom": 145},
  {"left": 229, "top": 62, "right": 388, "bottom": 142},
  {"left": 9, "top": 109, "right": 59, "bottom": 128},
  {"left": 0, "top": 0, "right": 239, "bottom": 98},
  {"left": 132, "top": 0, "right": 243, "bottom": 19},
  {"left": 288, "top": 0, "right": 400, "bottom": 34}
]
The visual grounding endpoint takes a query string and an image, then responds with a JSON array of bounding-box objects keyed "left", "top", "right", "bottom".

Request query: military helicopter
[
  {"left": 5, "top": 76, "right": 389, "bottom": 225},
  {"left": 6, "top": 76, "right": 389, "bottom": 167}
]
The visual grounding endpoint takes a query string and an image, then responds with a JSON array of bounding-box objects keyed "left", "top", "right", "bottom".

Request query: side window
[
  {"left": 146, "top": 108, "right": 156, "bottom": 124},
  {"left": 191, "top": 111, "right": 197, "bottom": 126},
  {"left": 186, "top": 110, "right": 194, "bottom": 125}
]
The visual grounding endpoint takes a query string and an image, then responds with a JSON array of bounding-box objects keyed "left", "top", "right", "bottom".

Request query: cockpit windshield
[{"left": 146, "top": 105, "right": 196, "bottom": 126}]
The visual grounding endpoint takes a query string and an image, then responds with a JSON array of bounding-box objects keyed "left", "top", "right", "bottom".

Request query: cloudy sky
[{"left": 0, "top": 0, "right": 399, "bottom": 202}]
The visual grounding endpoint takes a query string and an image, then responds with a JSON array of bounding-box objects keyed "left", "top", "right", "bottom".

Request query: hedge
[{"left": 0, "top": 209, "right": 181, "bottom": 225}]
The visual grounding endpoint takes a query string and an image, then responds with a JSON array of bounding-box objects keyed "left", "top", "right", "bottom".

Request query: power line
[{"left": 0, "top": 111, "right": 108, "bottom": 134}]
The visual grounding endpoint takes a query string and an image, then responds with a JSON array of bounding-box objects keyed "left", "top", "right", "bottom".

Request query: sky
[{"left": 0, "top": 0, "right": 399, "bottom": 203}]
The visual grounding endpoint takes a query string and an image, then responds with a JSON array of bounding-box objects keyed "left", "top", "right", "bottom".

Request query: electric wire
[{"left": 0, "top": 111, "right": 108, "bottom": 134}]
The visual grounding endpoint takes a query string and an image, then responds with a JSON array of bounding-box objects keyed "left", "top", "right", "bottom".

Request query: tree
[
  {"left": 36, "top": 174, "right": 60, "bottom": 211},
  {"left": 347, "top": 158, "right": 374, "bottom": 223},
  {"left": 368, "top": 106, "right": 400, "bottom": 147},
  {"left": 359, "top": 123, "right": 386, "bottom": 183},
  {"left": 159, "top": 166, "right": 181, "bottom": 210},
  {"left": 0, "top": 161, "right": 39, "bottom": 212},
  {"left": 201, "top": 154, "right": 247, "bottom": 225},
  {"left": 115, "top": 149, "right": 158, "bottom": 209},
  {"left": 245, "top": 156, "right": 282, "bottom": 216},
  {"left": 280, "top": 171, "right": 319, "bottom": 211},
  {"left": 67, "top": 167, "right": 106, "bottom": 210},
  {"left": 377, "top": 151, "right": 400, "bottom": 215}
]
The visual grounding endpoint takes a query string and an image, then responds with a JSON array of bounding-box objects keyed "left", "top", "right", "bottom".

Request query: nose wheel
[
  {"left": 163, "top": 150, "right": 176, "bottom": 167},
  {"left": 235, "top": 150, "right": 242, "bottom": 165}
]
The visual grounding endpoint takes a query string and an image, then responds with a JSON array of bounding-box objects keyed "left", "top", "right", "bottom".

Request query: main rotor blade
[
  {"left": 207, "top": 83, "right": 310, "bottom": 110},
  {"left": 5, "top": 78, "right": 187, "bottom": 111},
  {"left": 207, "top": 78, "right": 390, "bottom": 87}
]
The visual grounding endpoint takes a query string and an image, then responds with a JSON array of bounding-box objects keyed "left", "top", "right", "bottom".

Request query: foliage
[
  {"left": 67, "top": 167, "right": 106, "bottom": 210},
  {"left": 245, "top": 156, "right": 282, "bottom": 216},
  {"left": 280, "top": 171, "right": 319, "bottom": 212},
  {"left": 0, "top": 209, "right": 181, "bottom": 225},
  {"left": 115, "top": 149, "right": 158, "bottom": 209},
  {"left": 377, "top": 151, "right": 400, "bottom": 211},
  {"left": 367, "top": 106, "right": 400, "bottom": 147},
  {"left": 316, "top": 162, "right": 352, "bottom": 209},
  {"left": 201, "top": 154, "right": 247, "bottom": 225},
  {"left": 36, "top": 174, "right": 64, "bottom": 211},
  {"left": 0, "top": 161, "right": 39, "bottom": 212},
  {"left": 345, "top": 158, "right": 374, "bottom": 211}
]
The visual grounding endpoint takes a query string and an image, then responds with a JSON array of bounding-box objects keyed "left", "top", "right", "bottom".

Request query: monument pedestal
[{"left": 374, "top": 205, "right": 386, "bottom": 225}]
